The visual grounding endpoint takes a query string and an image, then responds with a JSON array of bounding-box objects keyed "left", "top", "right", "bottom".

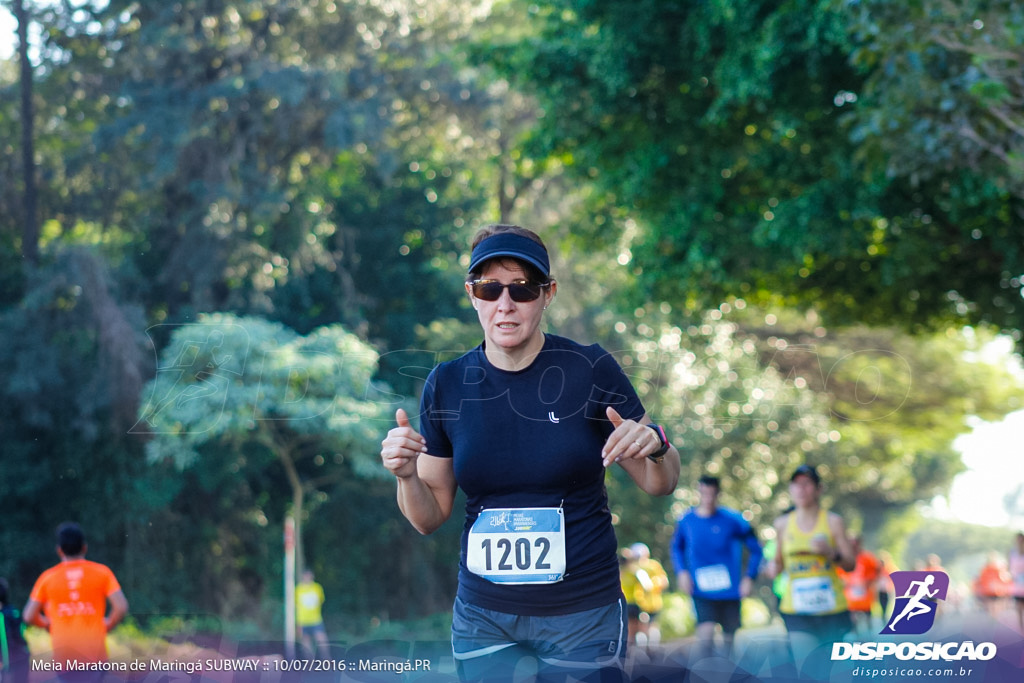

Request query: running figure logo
[{"left": 882, "top": 571, "right": 949, "bottom": 635}]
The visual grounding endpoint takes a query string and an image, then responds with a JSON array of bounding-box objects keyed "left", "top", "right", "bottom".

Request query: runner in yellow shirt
[
  {"left": 296, "top": 570, "right": 329, "bottom": 658},
  {"left": 630, "top": 543, "right": 669, "bottom": 647},
  {"left": 769, "top": 465, "right": 855, "bottom": 673}
]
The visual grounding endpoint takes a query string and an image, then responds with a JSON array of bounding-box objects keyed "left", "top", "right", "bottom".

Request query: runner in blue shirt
[
  {"left": 380, "top": 224, "right": 681, "bottom": 682},
  {"left": 671, "top": 475, "right": 763, "bottom": 660}
]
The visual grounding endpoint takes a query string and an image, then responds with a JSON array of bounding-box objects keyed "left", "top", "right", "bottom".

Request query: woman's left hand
[{"left": 602, "top": 406, "right": 661, "bottom": 468}]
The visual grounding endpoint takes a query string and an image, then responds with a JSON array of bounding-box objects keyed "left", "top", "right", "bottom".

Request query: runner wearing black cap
[
  {"left": 380, "top": 224, "right": 681, "bottom": 682},
  {"left": 768, "top": 465, "right": 856, "bottom": 670}
]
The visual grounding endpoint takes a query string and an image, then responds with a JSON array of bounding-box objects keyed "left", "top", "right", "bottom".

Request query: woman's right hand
[{"left": 380, "top": 408, "right": 428, "bottom": 479}]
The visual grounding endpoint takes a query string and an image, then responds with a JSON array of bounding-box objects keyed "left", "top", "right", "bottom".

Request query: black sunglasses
[{"left": 469, "top": 279, "right": 551, "bottom": 302}]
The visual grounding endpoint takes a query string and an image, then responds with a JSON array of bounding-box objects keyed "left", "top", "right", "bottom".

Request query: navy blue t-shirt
[{"left": 418, "top": 334, "right": 646, "bottom": 616}]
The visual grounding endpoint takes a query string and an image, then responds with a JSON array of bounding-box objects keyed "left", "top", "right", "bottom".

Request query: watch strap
[{"left": 647, "top": 423, "right": 670, "bottom": 461}]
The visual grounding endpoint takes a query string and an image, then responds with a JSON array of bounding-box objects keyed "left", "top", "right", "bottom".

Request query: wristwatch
[{"left": 646, "top": 424, "right": 670, "bottom": 463}]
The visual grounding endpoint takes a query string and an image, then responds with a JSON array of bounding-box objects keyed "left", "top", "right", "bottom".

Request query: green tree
[
  {"left": 9, "top": 0, "right": 38, "bottom": 264},
  {"left": 0, "top": 0, "right": 500, "bottom": 625},
  {"left": 2, "top": 0, "right": 481, "bottom": 333},
  {"left": 0, "top": 247, "right": 148, "bottom": 594},
  {"left": 728, "top": 308, "right": 1024, "bottom": 546},
  {"left": 847, "top": 0, "right": 1024, "bottom": 198},
  {"left": 837, "top": 0, "right": 1024, "bottom": 340},
  {"left": 479, "top": 0, "right": 1024, "bottom": 341},
  {"left": 80, "top": 0, "right": 422, "bottom": 319},
  {"left": 136, "top": 313, "right": 393, "bottom": 621},
  {"left": 605, "top": 301, "right": 1024, "bottom": 563},
  {"left": 607, "top": 302, "right": 835, "bottom": 560},
  {"left": 903, "top": 519, "right": 1015, "bottom": 583}
]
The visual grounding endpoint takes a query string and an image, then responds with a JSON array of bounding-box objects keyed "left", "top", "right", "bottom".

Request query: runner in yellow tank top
[
  {"left": 779, "top": 507, "right": 848, "bottom": 615},
  {"left": 769, "top": 465, "right": 856, "bottom": 674}
]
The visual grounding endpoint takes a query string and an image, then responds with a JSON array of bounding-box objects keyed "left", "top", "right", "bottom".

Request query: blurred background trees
[{"left": 1, "top": 0, "right": 1023, "bottom": 640}]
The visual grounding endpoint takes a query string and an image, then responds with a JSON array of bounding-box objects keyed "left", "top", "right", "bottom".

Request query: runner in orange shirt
[
  {"left": 837, "top": 535, "right": 882, "bottom": 636},
  {"left": 22, "top": 522, "right": 129, "bottom": 665},
  {"left": 973, "top": 552, "right": 1012, "bottom": 619},
  {"left": 876, "top": 550, "right": 898, "bottom": 620}
]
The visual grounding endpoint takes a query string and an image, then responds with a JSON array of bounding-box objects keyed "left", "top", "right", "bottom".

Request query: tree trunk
[
  {"left": 14, "top": 0, "right": 39, "bottom": 265},
  {"left": 275, "top": 441, "right": 307, "bottom": 576}
]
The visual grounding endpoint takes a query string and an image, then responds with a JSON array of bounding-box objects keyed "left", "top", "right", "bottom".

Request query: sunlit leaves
[
  {"left": 609, "top": 296, "right": 1024, "bottom": 558},
  {"left": 483, "top": 0, "right": 1024, "bottom": 345},
  {"left": 139, "top": 313, "right": 390, "bottom": 478}
]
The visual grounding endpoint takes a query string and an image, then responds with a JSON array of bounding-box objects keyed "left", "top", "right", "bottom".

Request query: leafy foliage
[
  {"left": 136, "top": 313, "right": 396, "bottom": 622},
  {"left": 609, "top": 302, "right": 1024, "bottom": 565},
  {"left": 727, "top": 308, "right": 1024, "bottom": 533},
  {"left": 2, "top": 0, "right": 1024, "bottom": 636},
  {"left": 482, "top": 0, "right": 1024, "bottom": 342},
  {"left": 609, "top": 301, "right": 831, "bottom": 554},
  {"left": 0, "top": 247, "right": 148, "bottom": 598}
]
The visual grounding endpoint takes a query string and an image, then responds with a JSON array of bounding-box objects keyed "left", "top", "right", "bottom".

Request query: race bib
[
  {"left": 466, "top": 507, "right": 566, "bottom": 584},
  {"left": 790, "top": 576, "right": 837, "bottom": 614},
  {"left": 848, "top": 583, "right": 868, "bottom": 599},
  {"left": 694, "top": 564, "right": 732, "bottom": 593}
]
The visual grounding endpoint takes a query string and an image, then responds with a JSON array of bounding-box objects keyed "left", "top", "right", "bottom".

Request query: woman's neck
[
  {"left": 484, "top": 332, "right": 546, "bottom": 371},
  {"left": 794, "top": 503, "right": 821, "bottom": 529}
]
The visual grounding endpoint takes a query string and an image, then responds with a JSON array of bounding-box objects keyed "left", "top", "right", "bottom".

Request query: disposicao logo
[
  {"left": 832, "top": 569, "right": 997, "bottom": 663},
  {"left": 883, "top": 570, "right": 948, "bottom": 635}
]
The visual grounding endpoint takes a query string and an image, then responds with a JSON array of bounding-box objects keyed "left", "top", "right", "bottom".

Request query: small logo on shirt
[{"left": 548, "top": 412, "right": 560, "bottom": 423}]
